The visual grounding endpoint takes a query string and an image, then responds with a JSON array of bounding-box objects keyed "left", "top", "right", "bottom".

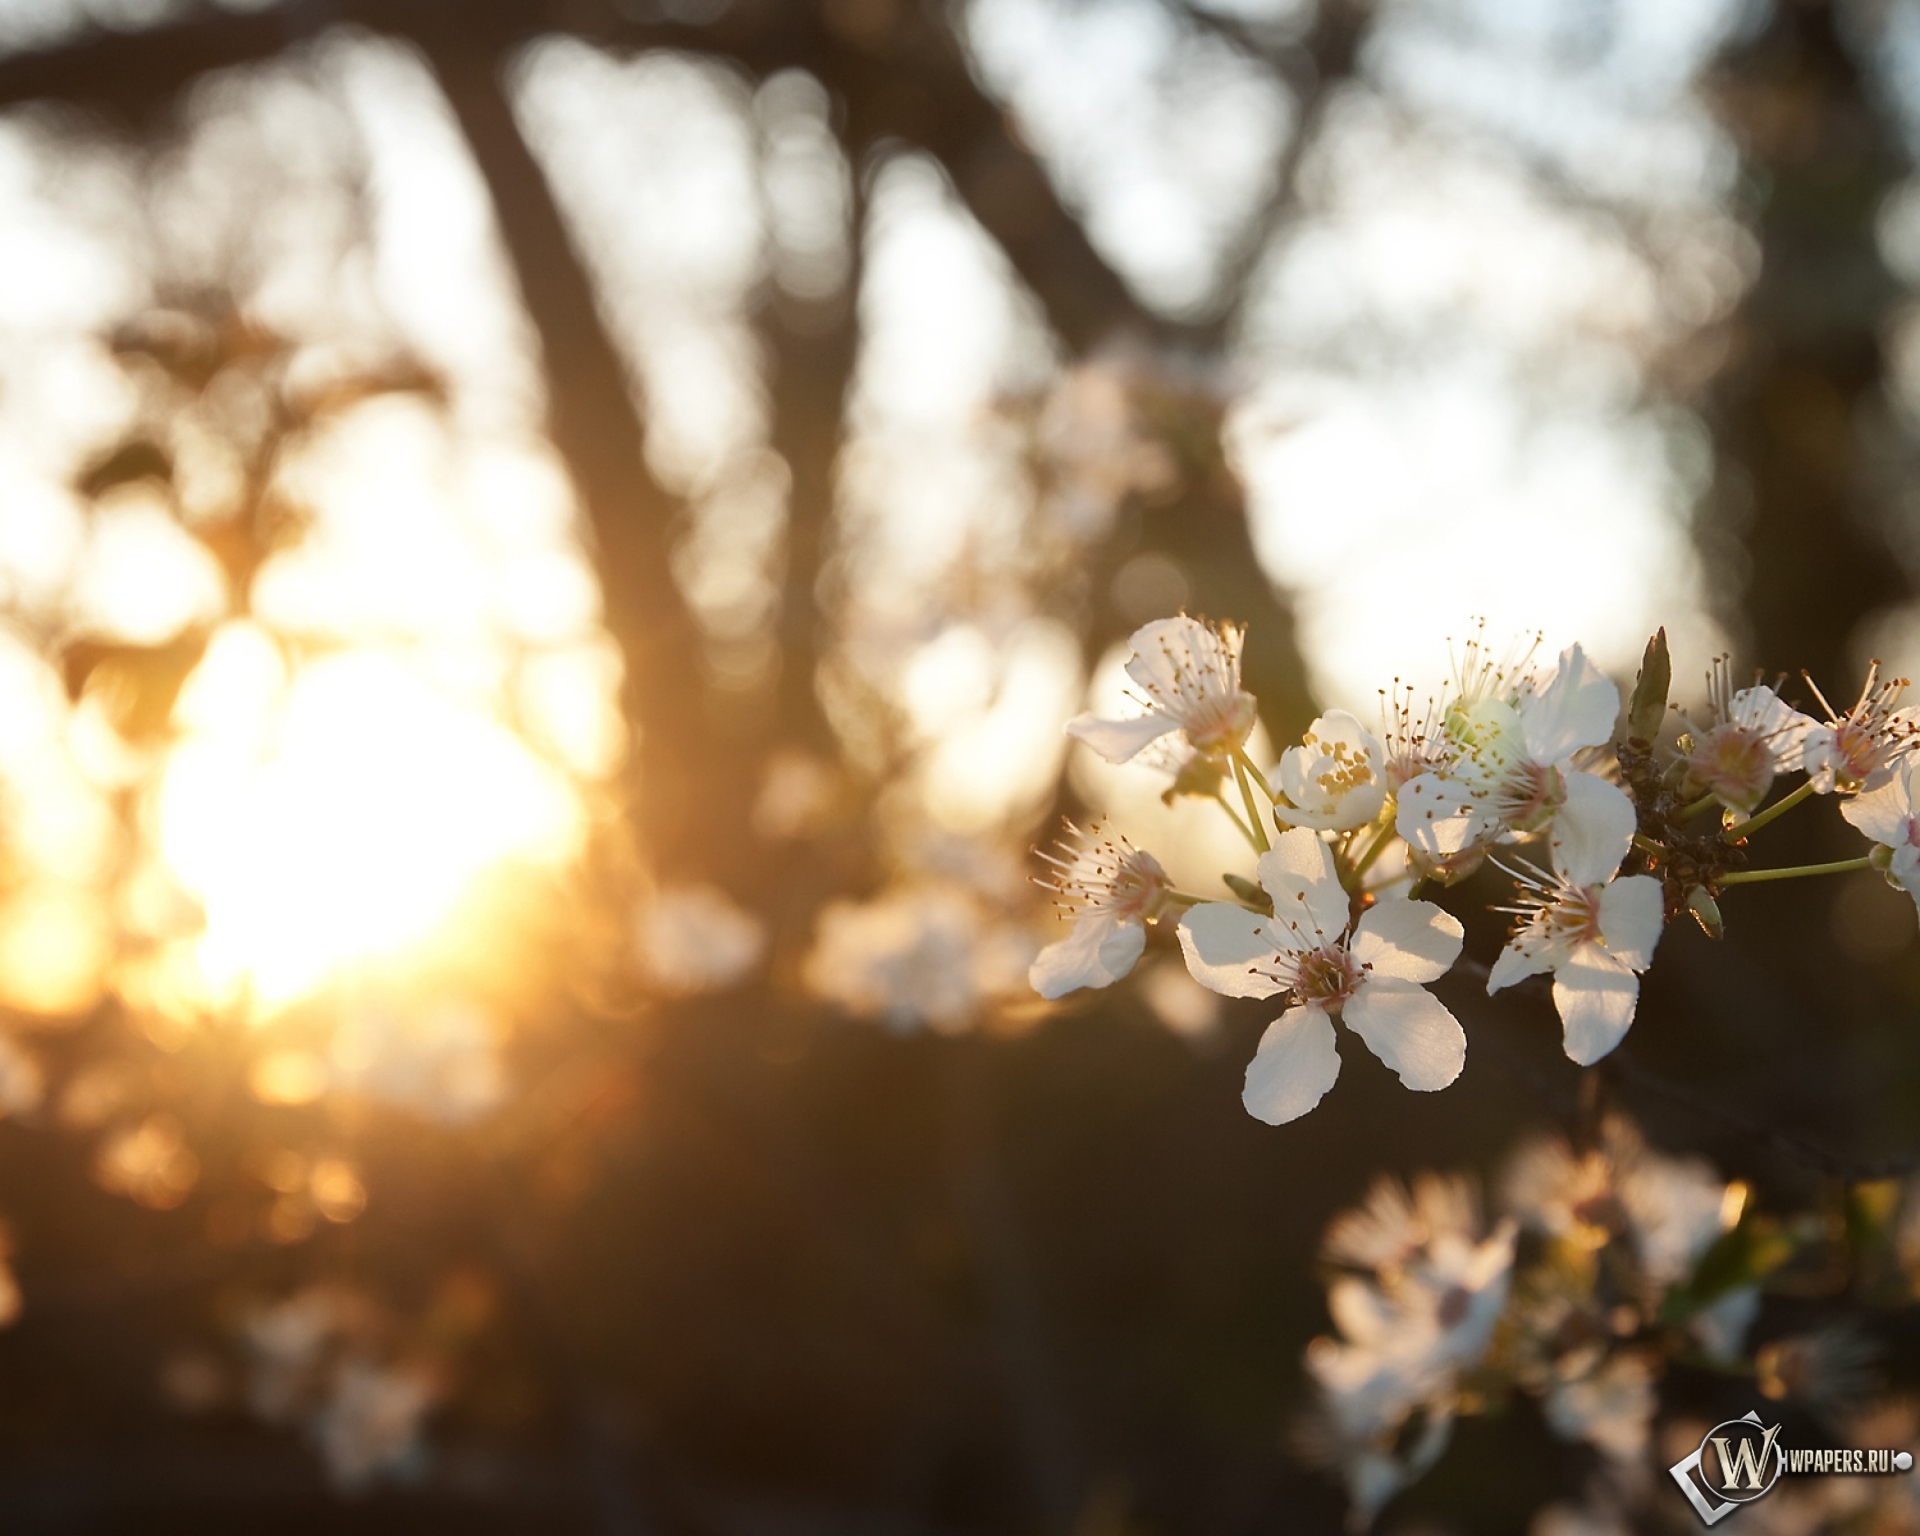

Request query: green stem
[
  {"left": 1233, "top": 748, "right": 1274, "bottom": 801},
  {"left": 1633, "top": 833, "right": 1665, "bottom": 860},
  {"left": 1232, "top": 754, "right": 1271, "bottom": 854},
  {"left": 1724, "top": 780, "right": 1816, "bottom": 844},
  {"left": 1679, "top": 792, "right": 1720, "bottom": 821},
  {"left": 1166, "top": 889, "right": 1216, "bottom": 908},
  {"left": 1347, "top": 822, "right": 1396, "bottom": 887},
  {"left": 1718, "top": 855, "right": 1871, "bottom": 886},
  {"left": 1212, "top": 790, "right": 1261, "bottom": 853}
]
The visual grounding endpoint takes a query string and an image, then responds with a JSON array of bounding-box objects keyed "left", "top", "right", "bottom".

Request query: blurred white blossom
[
  {"left": 635, "top": 883, "right": 767, "bottom": 996},
  {"left": 804, "top": 884, "right": 1033, "bottom": 1033},
  {"left": 329, "top": 1002, "right": 506, "bottom": 1125}
]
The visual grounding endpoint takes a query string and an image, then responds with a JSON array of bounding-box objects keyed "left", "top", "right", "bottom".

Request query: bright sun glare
[{"left": 155, "top": 625, "right": 583, "bottom": 1018}]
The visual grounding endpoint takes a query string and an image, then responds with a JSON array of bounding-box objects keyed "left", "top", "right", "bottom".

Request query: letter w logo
[{"left": 1711, "top": 1426, "right": 1782, "bottom": 1492}]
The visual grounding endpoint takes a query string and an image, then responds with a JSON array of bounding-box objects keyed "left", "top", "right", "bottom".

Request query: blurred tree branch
[{"left": 0, "top": 0, "right": 1330, "bottom": 858}]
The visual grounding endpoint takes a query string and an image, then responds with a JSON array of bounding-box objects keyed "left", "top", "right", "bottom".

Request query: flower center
[
  {"left": 1447, "top": 697, "right": 1524, "bottom": 797},
  {"left": 1293, "top": 944, "right": 1364, "bottom": 1009},
  {"left": 1545, "top": 886, "right": 1605, "bottom": 947},
  {"left": 1689, "top": 725, "right": 1772, "bottom": 807},
  {"left": 1183, "top": 690, "right": 1257, "bottom": 754},
  {"left": 1571, "top": 1191, "right": 1628, "bottom": 1235},
  {"left": 1497, "top": 759, "right": 1565, "bottom": 832},
  {"left": 1105, "top": 854, "right": 1170, "bottom": 920},
  {"left": 1830, "top": 720, "right": 1886, "bottom": 786},
  {"left": 1301, "top": 732, "right": 1374, "bottom": 800}
]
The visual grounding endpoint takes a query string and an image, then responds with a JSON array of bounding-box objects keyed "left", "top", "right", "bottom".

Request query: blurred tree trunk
[
  {"left": 1701, "top": 0, "right": 1912, "bottom": 691},
  {"left": 420, "top": 28, "right": 723, "bottom": 879}
]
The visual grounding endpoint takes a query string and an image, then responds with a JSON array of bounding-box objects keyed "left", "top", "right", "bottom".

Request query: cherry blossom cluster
[
  {"left": 1298, "top": 1115, "right": 1767, "bottom": 1526},
  {"left": 1031, "top": 616, "right": 1920, "bottom": 1123},
  {"left": 1300, "top": 1112, "right": 1920, "bottom": 1531}
]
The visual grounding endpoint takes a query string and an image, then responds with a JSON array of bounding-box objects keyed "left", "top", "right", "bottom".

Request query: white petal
[
  {"left": 1326, "top": 1275, "right": 1395, "bottom": 1347},
  {"left": 1394, "top": 772, "right": 1470, "bottom": 840},
  {"left": 1395, "top": 773, "right": 1493, "bottom": 862},
  {"left": 1802, "top": 726, "right": 1842, "bottom": 793},
  {"left": 1344, "top": 978, "right": 1466, "bottom": 1092},
  {"left": 1316, "top": 708, "right": 1383, "bottom": 755},
  {"left": 1266, "top": 801, "right": 1338, "bottom": 832},
  {"left": 1597, "top": 875, "right": 1663, "bottom": 973},
  {"left": 1841, "top": 764, "right": 1917, "bottom": 846},
  {"left": 1892, "top": 844, "right": 1920, "bottom": 910},
  {"left": 1553, "top": 948, "right": 1640, "bottom": 1065},
  {"left": 1549, "top": 772, "right": 1636, "bottom": 887},
  {"left": 1521, "top": 643, "right": 1619, "bottom": 765},
  {"left": 1351, "top": 897, "right": 1463, "bottom": 983},
  {"left": 1270, "top": 780, "right": 1385, "bottom": 833},
  {"left": 1028, "top": 912, "right": 1146, "bottom": 1000},
  {"left": 1730, "top": 685, "right": 1816, "bottom": 773},
  {"left": 1177, "top": 903, "right": 1286, "bottom": 999},
  {"left": 1241, "top": 1005, "right": 1342, "bottom": 1125},
  {"left": 1123, "top": 616, "right": 1230, "bottom": 701},
  {"left": 1257, "top": 828, "right": 1350, "bottom": 947},
  {"left": 1065, "top": 709, "right": 1178, "bottom": 764},
  {"left": 1277, "top": 710, "right": 1385, "bottom": 822},
  {"left": 1332, "top": 780, "right": 1388, "bottom": 830},
  {"left": 1487, "top": 935, "right": 1555, "bottom": 994}
]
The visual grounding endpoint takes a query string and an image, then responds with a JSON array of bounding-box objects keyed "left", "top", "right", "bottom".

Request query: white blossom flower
[
  {"left": 1543, "top": 1348, "right": 1656, "bottom": 1462},
  {"left": 237, "top": 1286, "right": 439, "bottom": 1493},
  {"left": 635, "top": 884, "right": 767, "bottom": 996},
  {"left": 1397, "top": 643, "right": 1620, "bottom": 877},
  {"left": 1178, "top": 828, "right": 1466, "bottom": 1124},
  {"left": 1324, "top": 1171, "right": 1483, "bottom": 1274},
  {"left": 243, "top": 1287, "right": 348, "bottom": 1425},
  {"left": 1802, "top": 662, "right": 1920, "bottom": 793},
  {"left": 1271, "top": 711, "right": 1388, "bottom": 832},
  {"left": 1065, "top": 616, "right": 1257, "bottom": 765},
  {"left": 804, "top": 885, "right": 1032, "bottom": 1033},
  {"left": 1683, "top": 658, "right": 1817, "bottom": 816},
  {"left": 1305, "top": 1175, "right": 1516, "bottom": 1526},
  {"left": 313, "top": 1357, "right": 435, "bottom": 1492},
  {"left": 1029, "top": 823, "right": 1174, "bottom": 999},
  {"left": 1322, "top": 1177, "right": 1517, "bottom": 1380},
  {"left": 1378, "top": 683, "right": 1450, "bottom": 794},
  {"left": 1486, "top": 774, "right": 1664, "bottom": 1066},
  {"left": 329, "top": 1003, "right": 506, "bottom": 1127},
  {"left": 1297, "top": 1380, "right": 1455, "bottom": 1534},
  {"left": 1502, "top": 1115, "right": 1739, "bottom": 1294},
  {"left": 1841, "top": 758, "right": 1920, "bottom": 920}
]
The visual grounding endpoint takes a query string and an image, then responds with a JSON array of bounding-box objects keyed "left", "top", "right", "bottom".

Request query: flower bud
[
  {"left": 1222, "top": 872, "right": 1273, "bottom": 914},
  {"left": 1685, "top": 887, "right": 1724, "bottom": 940},
  {"left": 1627, "top": 628, "right": 1670, "bottom": 747}
]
